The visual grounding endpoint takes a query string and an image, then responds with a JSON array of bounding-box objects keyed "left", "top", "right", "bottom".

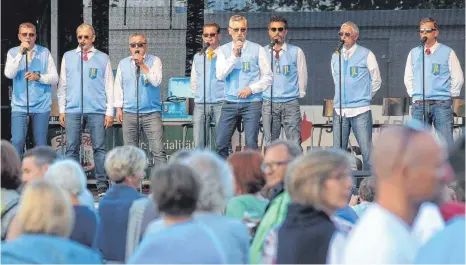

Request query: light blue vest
[
  {"left": 331, "top": 45, "right": 372, "bottom": 109},
  {"left": 9, "top": 45, "right": 51, "bottom": 113},
  {"left": 219, "top": 41, "right": 262, "bottom": 102},
  {"left": 119, "top": 55, "right": 161, "bottom": 113},
  {"left": 263, "top": 44, "right": 299, "bottom": 102},
  {"left": 64, "top": 49, "right": 109, "bottom": 114},
  {"left": 411, "top": 44, "right": 452, "bottom": 101},
  {"left": 193, "top": 51, "right": 225, "bottom": 103}
]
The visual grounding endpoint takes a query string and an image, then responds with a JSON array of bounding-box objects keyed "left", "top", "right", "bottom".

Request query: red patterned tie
[
  {"left": 83, "top": 51, "right": 88, "bottom": 61},
  {"left": 275, "top": 49, "right": 280, "bottom": 60},
  {"left": 426, "top": 48, "right": 431, "bottom": 55}
]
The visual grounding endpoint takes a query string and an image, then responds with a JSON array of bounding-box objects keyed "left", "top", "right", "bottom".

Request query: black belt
[{"left": 414, "top": 100, "right": 450, "bottom": 105}]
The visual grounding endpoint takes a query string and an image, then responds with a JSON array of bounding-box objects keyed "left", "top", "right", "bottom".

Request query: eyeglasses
[
  {"left": 338, "top": 32, "right": 351, "bottom": 37},
  {"left": 270, "top": 27, "right": 285, "bottom": 32},
  {"left": 230, "top": 27, "right": 247, "bottom": 33},
  {"left": 203, "top": 33, "right": 217, "bottom": 38},
  {"left": 78, "top": 35, "right": 91, "bottom": 40},
  {"left": 20, "top": 33, "right": 36, "bottom": 37},
  {"left": 260, "top": 160, "right": 291, "bottom": 173},
  {"left": 130, "top": 43, "right": 146, "bottom": 48},
  {"left": 419, "top": 28, "right": 437, "bottom": 34}
]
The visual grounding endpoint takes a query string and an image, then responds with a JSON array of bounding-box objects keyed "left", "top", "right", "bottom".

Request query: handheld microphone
[
  {"left": 204, "top": 42, "right": 211, "bottom": 52},
  {"left": 79, "top": 42, "right": 85, "bottom": 47},
  {"left": 135, "top": 50, "right": 141, "bottom": 76},
  {"left": 237, "top": 38, "right": 244, "bottom": 57},
  {"left": 335, "top": 40, "right": 345, "bottom": 53}
]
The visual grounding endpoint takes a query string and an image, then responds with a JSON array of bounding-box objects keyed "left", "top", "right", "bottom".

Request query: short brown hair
[
  {"left": 76, "top": 23, "right": 95, "bottom": 35},
  {"left": 420, "top": 17, "right": 438, "bottom": 29},
  {"left": 18, "top": 22, "right": 36, "bottom": 33},
  {"left": 227, "top": 151, "right": 265, "bottom": 194},
  {"left": 203, "top": 23, "right": 220, "bottom": 33}
]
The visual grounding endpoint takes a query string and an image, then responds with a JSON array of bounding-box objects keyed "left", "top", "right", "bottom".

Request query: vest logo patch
[
  {"left": 282, "top": 65, "right": 290, "bottom": 76},
  {"left": 143, "top": 77, "right": 149, "bottom": 86},
  {"left": 432, "top": 64, "right": 440, "bottom": 76},
  {"left": 242, "top": 62, "right": 250, "bottom": 73},
  {"left": 89, "top": 68, "right": 98, "bottom": 79},
  {"left": 350, "top": 66, "right": 359, "bottom": 78}
]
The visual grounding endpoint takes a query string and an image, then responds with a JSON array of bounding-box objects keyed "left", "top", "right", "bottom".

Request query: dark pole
[
  {"left": 203, "top": 46, "right": 208, "bottom": 148},
  {"left": 24, "top": 50, "right": 31, "bottom": 149},
  {"left": 339, "top": 51, "right": 343, "bottom": 149}
]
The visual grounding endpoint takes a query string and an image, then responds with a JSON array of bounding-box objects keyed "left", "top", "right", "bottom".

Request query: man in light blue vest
[
  {"left": 262, "top": 15, "right": 307, "bottom": 148},
  {"left": 114, "top": 33, "right": 167, "bottom": 164},
  {"left": 331, "top": 21, "right": 381, "bottom": 170},
  {"left": 4, "top": 22, "right": 59, "bottom": 156},
  {"left": 404, "top": 17, "right": 464, "bottom": 147},
  {"left": 57, "top": 24, "right": 114, "bottom": 196},
  {"left": 190, "top": 23, "right": 225, "bottom": 149},
  {"left": 216, "top": 15, "right": 273, "bottom": 158}
]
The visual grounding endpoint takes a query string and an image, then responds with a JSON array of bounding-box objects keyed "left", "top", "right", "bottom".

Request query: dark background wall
[{"left": 206, "top": 9, "right": 465, "bottom": 105}]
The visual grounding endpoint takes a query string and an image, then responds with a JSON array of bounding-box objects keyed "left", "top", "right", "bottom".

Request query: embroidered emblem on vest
[
  {"left": 283, "top": 65, "right": 290, "bottom": 76},
  {"left": 350, "top": 66, "right": 359, "bottom": 78},
  {"left": 242, "top": 62, "right": 250, "bottom": 73},
  {"left": 89, "top": 68, "right": 98, "bottom": 79},
  {"left": 432, "top": 63, "right": 440, "bottom": 76}
]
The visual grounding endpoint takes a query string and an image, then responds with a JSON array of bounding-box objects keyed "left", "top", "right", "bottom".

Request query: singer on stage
[
  {"left": 262, "top": 15, "right": 307, "bottom": 148},
  {"left": 404, "top": 17, "right": 464, "bottom": 147},
  {"left": 57, "top": 23, "right": 114, "bottom": 196},
  {"left": 190, "top": 23, "right": 225, "bottom": 149},
  {"left": 215, "top": 15, "right": 273, "bottom": 158},
  {"left": 4, "top": 22, "right": 59, "bottom": 156},
  {"left": 114, "top": 33, "right": 167, "bottom": 163},
  {"left": 331, "top": 21, "right": 381, "bottom": 170}
]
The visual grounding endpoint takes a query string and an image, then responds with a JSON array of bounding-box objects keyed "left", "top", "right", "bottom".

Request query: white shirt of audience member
[{"left": 411, "top": 202, "right": 445, "bottom": 245}]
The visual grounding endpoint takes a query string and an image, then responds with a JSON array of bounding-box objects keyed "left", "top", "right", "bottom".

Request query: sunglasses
[
  {"left": 270, "top": 27, "right": 285, "bottom": 32},
  {"left": 230, "top": 27, "right": 247, "bottom": 33},
  {"left": 130, "top": 43, "right": 146, "bottom": 48},
  {"left": 339, "top": 32, "right": 352, "bottom": 37},
  {"left": 419, "top": 28, "right": 437, "bottom": 34},
  {"left": 78, "top": 35, "right": 91, "bottom": 40},
  {"left": 20, "top": 33, "right": 36, "bottom": 37},
  {"left": 202, "top": 33, "right": 217, "bottom": 38}
]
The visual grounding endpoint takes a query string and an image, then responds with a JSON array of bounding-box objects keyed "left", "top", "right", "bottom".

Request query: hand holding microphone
[
  {"left": 420, "top": 36, "right": 428, "bottom": 46},
  {"left": 234, "top": 38, "right": 244, "bottom": 58},
  {"left": 335, "top": 40, "right": 345, "bottom": 53},
  {"left": 133, "top": 50, "right": 143, "bottom": 66}
]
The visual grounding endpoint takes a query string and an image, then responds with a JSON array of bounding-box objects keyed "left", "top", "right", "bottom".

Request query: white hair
[
  {"left": 180, "top": 150, "right": 234, "bottom": 213},
  {"left": 44, "top": 159, "right": 86, "bottom": 196},
  {"left": 341, "top": 21, "right": 359, "bottom": 35}
]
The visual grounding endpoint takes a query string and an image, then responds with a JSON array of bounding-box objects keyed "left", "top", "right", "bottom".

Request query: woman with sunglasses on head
[
  {"left": 330, "top": 21, "right": 382, "bottom": 171},
  {"left": 4, "top": 22, "right": 59, "bottom": 156},
  {"left": 114, "top": 33, "right": 167, "bottom": 165},
  {"left": 57, "top": 23, "right": 115, "bottom": 197},
  {"left": 404, "top": 17, "right": 464, "bottom": 148}
]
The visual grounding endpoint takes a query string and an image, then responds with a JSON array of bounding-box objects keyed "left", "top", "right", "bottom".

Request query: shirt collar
[
  {"left": 231, "top": 40, "right": 248, "bottom": 50},
  {"left": 425, "top": 41, "right": 439, "bottom": 53},
  {"left": 30, "top": 45, "right": 38, "bottom": 52},
  {"left": 204, "top": 46, "right": 220, "bottom": 54},
  {"left": 342, "top": 43, "right": 358, "bottom": 54},
  {"left": 268, "top": 42, "right": 288, "bottom": 51},
  {"left": 76, "top": 45, "right": 96, "bottom": 53}
]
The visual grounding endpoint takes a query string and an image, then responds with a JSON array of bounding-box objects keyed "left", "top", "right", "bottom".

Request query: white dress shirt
[
  {"left": 404, "top": 41, "right": 464, "bottom": 100},
  {"left": 57, "top": 46, "right": 114, "bottom": 116},
  {"left": 266, "top": 42, "right": 308, "bottom": 98},
  {"left": 190, "top": 47, "right": 220, "bottom": 94},
  {"left": 114, "top": 54, "right": 163, "bottom": 108},
  {"left": 215, "top": 40, "right": 273, "bottom": 94},
  {"left": 4, "top": 44, "right": 59, "bottom": 85},
  {"left": 331, "top": 44, "right": 382, "bottom": 118}
]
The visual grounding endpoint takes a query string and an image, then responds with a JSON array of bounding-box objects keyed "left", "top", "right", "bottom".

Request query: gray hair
[
  {"left": 358, "top": 177, "right": 376, "bottom": 202},
  {"left": 180, "top": 150, "right": 234, "bottom": 213},
  {"left": 151, "top": 163, "right": 200, "bottom": 217},
  {"left": 341, "top": 21, "right": 359, "bottom": 35},
  {"left": 44, "top": 159, "right": 86, "bottom": 196},
  {"left": 267, "top": 139, "right": 302, "bottom": 159},
  {"left": 229, "top": 15, "right": 247, "bottom": 25},
  {"left": 285, "top": 148, "right": 352, "bottom": 208},
  {"left": 129, "top": 32, "right": 147, "bottom": 43},
  {"left": 24, "top": 146, "right": 58, "bottom": 167},
  {"left": 105, "top": 145, "right": 147, "bottom": 182},
  {"left": 168, "top": 149, "right": 193, "bottom": 164}
]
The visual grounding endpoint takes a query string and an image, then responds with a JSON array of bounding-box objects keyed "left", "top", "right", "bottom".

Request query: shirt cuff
[
  {"left": 299, "top": 92, "right": 306, "bottom": 98},
  {"left": 106, "top": 109, "right": 114, "bottom": 117}
]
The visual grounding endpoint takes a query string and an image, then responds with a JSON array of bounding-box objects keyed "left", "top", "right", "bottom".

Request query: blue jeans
[
  {"left": 193, "top": 102, "right": 223, "bottom": 149},
  {"left": 262, "top": 99, "right": 302, "bottom": 148},
  {"left": 216, "top": 101, "right": 262, "bottom": 158},
  {"left": 11, "top": 111, "right": 50, "bottom": 156},
  {"left": 122, "top": 112, "right": 167, "bottom": 164},
  {"left": 412, "top": 100, "right": 454, "bottom": 147},
  {"left": 65, "top": 113, "right": 107, "bottom": 189},
  {"left": 333, "top": 110, "right": 373, "bottom": 170}
]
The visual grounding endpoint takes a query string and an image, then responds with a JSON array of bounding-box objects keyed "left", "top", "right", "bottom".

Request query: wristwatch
[{"left": 37, "top": 73, "right": 41, "bottom": 81}]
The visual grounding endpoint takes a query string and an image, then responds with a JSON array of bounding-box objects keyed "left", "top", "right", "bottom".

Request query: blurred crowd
[{"left": 0, "top": 121, "right": 464, "bottom": 264}]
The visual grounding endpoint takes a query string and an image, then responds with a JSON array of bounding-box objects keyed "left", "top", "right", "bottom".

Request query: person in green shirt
[{"left": 225, "top": 151, "right": 268, "bottom": 235}]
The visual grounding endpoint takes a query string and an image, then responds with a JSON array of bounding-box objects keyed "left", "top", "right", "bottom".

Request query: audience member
[
  {"left": 351, "top": 177, "right": 376, "bottom": 216},
  {"left": 128, "top": 163, "right": 226, "bottom": 264},
  {"left": 1, "top": 180, "right": 102, "bottom": 264}
]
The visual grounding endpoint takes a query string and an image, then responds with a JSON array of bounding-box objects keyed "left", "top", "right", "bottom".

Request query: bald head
[{"left": 373, "top": 126, "right": 441, "bottom": 179}]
